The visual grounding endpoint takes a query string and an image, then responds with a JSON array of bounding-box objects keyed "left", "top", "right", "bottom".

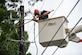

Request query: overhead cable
[
  {"left": 34, "top": 22, "right": 38, "bottom": 55},
  {"left": 50, "top": 0, "right": 64, "bottom": 17},
  {"left": 66, "top": 0, "right": 80, "bottom": 18},
  {"left": 40, "top": 0, "right": 46, "bottom": 10}
]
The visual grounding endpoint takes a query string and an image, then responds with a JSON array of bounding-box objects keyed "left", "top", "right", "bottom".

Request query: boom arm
[
  {"left": 70, "top": 25, "right": 82, "bottom": 34},
  {"left": 67, "top": 25, "right": 82, "bottom": 43}
]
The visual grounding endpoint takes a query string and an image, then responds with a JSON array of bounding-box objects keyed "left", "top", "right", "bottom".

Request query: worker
[
  {"left": 39, "top": 10, "right": 49, "bottom": 20},
  {"left": 34, "top": 9, "right": 50, "bottom": 20}
]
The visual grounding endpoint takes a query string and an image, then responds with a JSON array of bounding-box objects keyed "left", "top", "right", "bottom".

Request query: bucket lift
[{"left": 38, "top": 16, "right": 69, "bottom": 48}]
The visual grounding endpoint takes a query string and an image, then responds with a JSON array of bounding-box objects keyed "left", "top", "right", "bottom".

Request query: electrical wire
[
  {"left": 5, "top": 24, "right": 18, "bottom": 50},
  {"left": 52, "top": 17, "right": 82, "bottom": 55},
  {"left": 66, "top": 0, "right": 80, "bottom": 18},
  {"left": 50, "top": 0, "right": 64, "bottom": 17},
  {"left": 34, "top": 22, "right": 38, "bottom": 55},
  {"left": 40, "top": 0, "right": 46, "bottom": 10},
  {"left": 41, "top": 0, "right": 80, "bottom": 55}
]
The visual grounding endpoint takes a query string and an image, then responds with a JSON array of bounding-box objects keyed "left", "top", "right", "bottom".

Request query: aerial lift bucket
[{"left": 38, "top": 16, "right": 69, "bottom": 48}]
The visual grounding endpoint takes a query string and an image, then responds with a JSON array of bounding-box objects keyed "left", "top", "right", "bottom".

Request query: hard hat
[{"left": 34, "top": 9, "right": 39, "bottom": 14}]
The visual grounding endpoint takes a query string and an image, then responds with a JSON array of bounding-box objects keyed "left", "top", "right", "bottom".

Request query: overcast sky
[{"left": 23, "top": 0, "right": 82, "bottom": 55}]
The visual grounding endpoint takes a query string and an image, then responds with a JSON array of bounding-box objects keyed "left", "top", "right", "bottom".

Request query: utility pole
[{"left": 19, "top": 5, "right": 24, "bottom": 55}]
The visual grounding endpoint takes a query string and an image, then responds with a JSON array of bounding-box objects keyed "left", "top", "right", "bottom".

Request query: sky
[{"left": 23, "top": 0, "right": 82, "bottom": 55}]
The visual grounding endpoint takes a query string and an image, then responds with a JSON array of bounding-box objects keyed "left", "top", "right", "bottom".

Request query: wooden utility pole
[{"left": 19, "top": 5, "right": 24, "bottom": 55}]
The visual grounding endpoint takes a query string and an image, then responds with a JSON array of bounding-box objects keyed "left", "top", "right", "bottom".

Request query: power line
[
  {"left": 50, "top": 0, "right": 64, "bottom": 17},
  {"left": 41, "top": 0, "right": 80, "bottom": 55},
  {"left": 66, "top": 0, "right": 80, "bottom": 18},
  {"left": 34, "top": 22, "right": 38, "bottom": 55},
  {"left": 52, "top": 17, "right": 82, "bottom": 55},
  {"left": 40, "top": 0, "right": 46, "bottom": 10}
]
